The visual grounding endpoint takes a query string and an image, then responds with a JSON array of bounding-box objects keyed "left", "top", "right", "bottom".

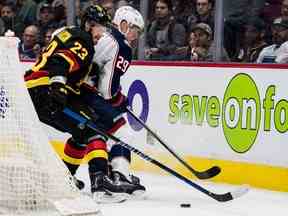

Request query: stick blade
[
  {"left": 230, "top": 185, "right": 250, "bottom": 200},
  {"left": 195, "top": 166, "right": 221, "bottom": 179},
  {"left": 211, "top": 185, "right": 249, "bottom": 202}
]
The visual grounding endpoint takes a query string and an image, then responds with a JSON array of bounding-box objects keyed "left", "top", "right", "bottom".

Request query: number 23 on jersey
[{"left": 32, "top": 40, "right": 88, "bottom": 72}]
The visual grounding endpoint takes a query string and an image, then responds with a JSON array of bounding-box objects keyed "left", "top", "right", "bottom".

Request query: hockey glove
[
  {"left": 49, "top": 82, "right": 67, "bottom": 111},
  {"left": 109, "top": 92, "right": 129, "bottom": 113}
]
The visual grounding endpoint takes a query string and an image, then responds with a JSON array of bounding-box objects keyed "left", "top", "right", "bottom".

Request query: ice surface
[{"left": 76, "top": 166, "right": 287, "bottom": 216}]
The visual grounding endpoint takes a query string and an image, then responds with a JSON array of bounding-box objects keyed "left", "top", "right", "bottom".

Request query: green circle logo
[{"left": 222, "top": 73, "right": 261, "bottom": 153}]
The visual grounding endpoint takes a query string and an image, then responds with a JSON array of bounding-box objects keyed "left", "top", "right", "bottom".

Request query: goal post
[{"left": 0, "top": 37, "right": 99, "bottom": 215}]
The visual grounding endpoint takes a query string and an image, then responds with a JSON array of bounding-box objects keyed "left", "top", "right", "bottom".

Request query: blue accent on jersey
[
  {"left": 109, "top": 144, "right": 131, "bottom": 162},
  {"left": 262, "top": 56, "right": 276, "bottom": 63},
  {"left": 109, "top": 26, "right": 132, "bottom": 98}
]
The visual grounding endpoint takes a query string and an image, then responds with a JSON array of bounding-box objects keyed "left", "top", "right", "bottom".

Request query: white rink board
[
  {"left": 21, "top": 62, "right": 288, "bottom": 168},
  {"left": 121, "top": 64, "right": 288, "bottom": 168}
]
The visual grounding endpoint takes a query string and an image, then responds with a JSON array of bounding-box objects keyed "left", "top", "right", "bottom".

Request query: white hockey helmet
[{"left": 113, "top": 6, "right": 145, "bottom": 34}]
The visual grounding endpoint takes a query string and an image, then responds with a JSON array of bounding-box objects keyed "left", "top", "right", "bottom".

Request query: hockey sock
[
  {"left": 109, "top": 144, "right": 131, "bottom": 177},
  {"left": 87, "top": 139, "right": 109, "bottom": 174},
  {"left": 63, "top": 138, "right": 86, "bottom": 175}
]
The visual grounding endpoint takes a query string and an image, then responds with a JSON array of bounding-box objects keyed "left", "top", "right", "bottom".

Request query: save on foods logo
[{"left": 169, "top": 73, "right": 288, "bottom": 153}]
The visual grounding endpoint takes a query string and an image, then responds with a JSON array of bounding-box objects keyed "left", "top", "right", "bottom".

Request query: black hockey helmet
[{"left": 81, "top": 4, "right": 111, "bottom": 29}]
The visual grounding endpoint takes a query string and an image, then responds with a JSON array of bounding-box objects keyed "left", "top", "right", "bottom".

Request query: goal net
[{"left": 0, "top": 37, "right": 99, "bottom": 215}]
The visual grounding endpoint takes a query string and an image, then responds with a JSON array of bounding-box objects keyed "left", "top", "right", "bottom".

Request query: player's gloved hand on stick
[{"left": 109, "top": 91, "right": 129, "bottom": 113}]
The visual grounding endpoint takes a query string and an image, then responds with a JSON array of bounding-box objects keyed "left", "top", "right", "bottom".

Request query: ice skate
[
  {"left": 90, "top": 172, "right": 129, "bottom": 203},
  {"left": 73, "top": 176, "right": 85, "bottom": 190},
  {"left": 112, "top": 171, "right": 146, "bottom": 196}
]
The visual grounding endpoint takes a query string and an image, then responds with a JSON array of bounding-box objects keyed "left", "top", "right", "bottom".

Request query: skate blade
[
  {"left": 128, "top": 190, "right": 146, "bottom": 201},
  {"left": 131, "top": 189, "right": 145, "bottom": 197},
  {"left": 92, "top": 191, "right": 128, "bottom": 204}
]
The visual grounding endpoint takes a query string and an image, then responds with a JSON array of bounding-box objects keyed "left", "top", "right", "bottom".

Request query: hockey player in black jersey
[
  {"left": 25, "top": 5, "right": 128, "bottom": 199},
  {"left": 78, "top": 6, "right": 146, "bottom": 200},
  {"left": 53, "top": 5, "right": 146, "bottom": 202}
]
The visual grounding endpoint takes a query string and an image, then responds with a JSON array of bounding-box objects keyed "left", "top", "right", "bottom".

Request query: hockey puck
[{"left": 180, "top": 203, "right": 191, "bottom": 208}]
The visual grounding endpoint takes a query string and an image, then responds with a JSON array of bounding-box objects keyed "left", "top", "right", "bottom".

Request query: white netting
[{"left": 0, "top": 37, "right": 99, "bottom": 215}]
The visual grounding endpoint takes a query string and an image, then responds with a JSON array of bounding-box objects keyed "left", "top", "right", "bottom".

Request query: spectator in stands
[
  {"left": 257, "top": 19, "right": 288, "bottom": 63},
  {"left": 185, "top": 23, "right": 211, "bottom": 61},
  {"left": 172, "top": 0, "right": 196, "bottom": 32},
  {"left": 223, "top": 0, "right": 266, "bottom": 60},
  {"left": 35, "top": 3, "right": 57, "bottom": 44},
  {"left": 260, "top": 0, "right": 282, "bottom": 25},
  {"left": 52, "top": 0, "right": 66, "bottom": 28},
  {"left": 269, "top": 0, "right": 288, "bottom": 44},
  {"left": 235, "top": 17, "right": 267, "bottom": 62},
  {"left": 1, "top": 3, "right": 24, "bottom": 37},
  {"left": 274, "top": 0, "right": 288, "bottom": 22},
  {"left": 275, "top": 40, "right": 288, "bottom": 62},
  {"left": 180, "top": 30, "right": 199, "bottom": 61},
  {"left": 18, "top": 25, "right": 41, "bottom": 61},
  {"left": 223, "top": 0, "right": 265, "bottom": 26},
  {"left": 1, "top": 3, "right": 14, "bottom": 30},
  {"left": 184, "top": 23, "right": 229, "bottom": 61},
  {"left": 189, "top": 31, "right": 198, "bottom": 50},
  {"left": 99, "top": 0, "right": 115, "bottom": 18},
  {"left": 145, "top": 0, "right": 186, "bottom": 60},
  {"left": 41, "top": 27, "right": 55, "bottom": 51},
  {"left": 186, "top": 0, "right": 214, "bottom": 33},
  {"left": 16, "top": 0, "right": 38, "bottom": 26},
  {"left": 75, "top": 0, "right": 83, "bottom": 26}
]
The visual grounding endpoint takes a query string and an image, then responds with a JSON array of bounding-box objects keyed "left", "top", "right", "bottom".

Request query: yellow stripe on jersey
[
  {"left": 85, "top": 150, "right": 108, "bottom": 161},
  {"left": 66, "top": 85, "right": 80, "bottom": 95},
  {"left": 56, "top": 53, "right": 75, "bottom": 72},
  {"left": 25, "top": 77, "right": 49, "bottom": 88},
  {"left": 62, "top": 154, "right": 84, "bottom": 165}
]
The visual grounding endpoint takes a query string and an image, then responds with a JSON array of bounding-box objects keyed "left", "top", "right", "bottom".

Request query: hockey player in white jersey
[
  {"left": 88, "top": 5, "right": 145, "bottom": 197},
  {"left": 74, "top": 6, "right": 146, "bottom": 201}
]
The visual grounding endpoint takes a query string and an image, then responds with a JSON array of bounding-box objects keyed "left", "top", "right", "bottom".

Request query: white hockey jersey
[{"left": 92, "top": 27, "right": 132, "bottom": 100}]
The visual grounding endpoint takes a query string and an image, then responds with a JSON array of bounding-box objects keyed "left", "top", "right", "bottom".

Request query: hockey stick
[
  {"left": 126, "top": 107, "right": 220, "bottom": 179},
  {"left": 63, "top": 108, "right": 249, "bottom": 202}
]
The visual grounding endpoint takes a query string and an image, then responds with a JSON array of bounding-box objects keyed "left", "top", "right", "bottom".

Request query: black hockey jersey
[{"left": 25, "top": 26, "right": 95, "bottom": 94}]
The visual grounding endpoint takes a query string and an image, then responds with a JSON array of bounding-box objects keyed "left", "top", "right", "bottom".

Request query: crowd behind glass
[{"left": 2, "top": 0, "right": 288, "bottom": 63}]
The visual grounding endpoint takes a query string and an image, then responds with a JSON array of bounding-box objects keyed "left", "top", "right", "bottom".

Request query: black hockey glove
[
  {"left": 49, "top": 82, "right": 67, "bottom": 111},
  {"left": 119, "top": 95, "right": 129, "bottom": 113}
]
